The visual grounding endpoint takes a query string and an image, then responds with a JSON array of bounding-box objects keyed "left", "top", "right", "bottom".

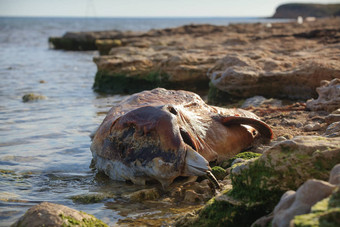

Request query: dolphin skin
[{"left": 91, "top": 88, "right": 273, "bottom": 188}]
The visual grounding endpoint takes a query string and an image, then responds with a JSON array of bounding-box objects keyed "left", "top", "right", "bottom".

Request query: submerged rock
[
  {"left": 11, "top": 202, "right": 107, "bottom": 227},
  {"left": 128, "top": 188, "right": 160, "bottom": 202},
  {"left": 306, "top": 78, "right": 340, "bottom": 113},
  {"left": 22, "top": 93, "right": 46, "bottom": 102},
  {"left": 69, "top": 193, "right": 108, "bottom": 204}
]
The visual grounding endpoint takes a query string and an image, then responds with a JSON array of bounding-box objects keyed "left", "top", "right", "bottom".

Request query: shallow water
[{"left": 0, "top": 17, "right": 284, "bottom": 226}]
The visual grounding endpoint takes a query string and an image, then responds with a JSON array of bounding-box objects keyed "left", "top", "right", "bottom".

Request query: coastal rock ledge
[{"left": 49, "top": 18, "right": 340, "bottom": 97}]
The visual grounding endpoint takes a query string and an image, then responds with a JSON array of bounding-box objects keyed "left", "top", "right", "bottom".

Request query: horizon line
[{"left": 0, "top": 15, "right": 272, "bottom": 19}]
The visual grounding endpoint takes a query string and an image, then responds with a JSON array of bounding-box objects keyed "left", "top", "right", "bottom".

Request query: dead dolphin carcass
[{"left": 91, "top": 88, "right": 273, "bottom": 188}]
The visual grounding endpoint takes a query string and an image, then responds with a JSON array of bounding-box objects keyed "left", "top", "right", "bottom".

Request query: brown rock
[
  {"left": 128, "top": 188, "right": 160, "bottom": 202},
  {"left": 325, "top": 114, "right": 340, "bottom": 124}
]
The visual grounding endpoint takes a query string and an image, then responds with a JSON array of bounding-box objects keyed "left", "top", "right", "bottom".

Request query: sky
[{"left": 0, "top": 0, "right": 339, "bottom": 18}]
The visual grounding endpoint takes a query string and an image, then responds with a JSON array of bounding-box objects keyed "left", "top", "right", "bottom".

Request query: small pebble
[{"left": 304, "top": 122, "right": 321, "bottom": 131}]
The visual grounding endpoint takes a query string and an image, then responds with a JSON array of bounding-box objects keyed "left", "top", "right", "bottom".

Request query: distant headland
[{"left": 273, "top": 3, "right": 340, "bottom": 18}]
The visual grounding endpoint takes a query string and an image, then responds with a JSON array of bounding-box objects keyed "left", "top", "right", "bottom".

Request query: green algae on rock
[
  {"left": 211, "top": 166, "right": 227, "bottom": 181},
  {"left": 92, "top": 71, "right": 170, "bottom": 94},
  {"left": 221, "top": 151, "right": 262, "bottom": 168},
  {"left": 49, "top": 37, "right": 97, "bottom": 51},
  {"left": 11, "top": 202, "right": 108, "bottom": 227},
  {"left": 292, "top": 187, "right": 340, "bottom": 227},
  {"left": 231, "top": 136, "right": 340, "bottom": 195}
]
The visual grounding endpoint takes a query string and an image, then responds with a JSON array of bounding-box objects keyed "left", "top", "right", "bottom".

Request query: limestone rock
[
  {"left": 208, "top": 51, "right": 340, "bottom": 101},
  {"left": 306, "top": 78, "right": 340, "bottom": 113},
  {"left": 292, "top": 187, "right": 340, "bottom": 227},
  {"left": 93, "top": 46, "right": 212, "bottom": 94},
  {"left": 11, "top": 202, "right": 107, "bottom": 227},
  {"left": 95, "top": 39, "right": 122, "bottom": 55},
  {"left": 272, "top": 179, "right": 336, "bottom": 227},
  {"left": 252, "top": 164, "right": 340, "bottom": 227},
  {"left": 231, "top": 136, "right": 340, "bottom": 193}
]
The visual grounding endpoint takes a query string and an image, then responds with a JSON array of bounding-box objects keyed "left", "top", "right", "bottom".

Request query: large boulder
[
  {"left": 176, "top": 136, "right": 340, "bottom": 227},
  {"left": 11, "top": 202, "right": 107, "bottom": 227}
]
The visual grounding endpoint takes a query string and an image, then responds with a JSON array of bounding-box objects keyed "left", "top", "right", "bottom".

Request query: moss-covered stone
[
  {"left": 180, "top": 190, "right": 274, "bottom": 227},
  {"left": 22, "top": 93, "right": 46, "bottom": 102},
  {"left": 59, "top": 213, "right": 108, "bottom": 227},
  {"left": 48, "top": 37, "right": 96, "bottom": 51},
  {"left": 69, "top": 194, "right": 107, "bottom": 204},
  {"left": 221, "top": 152, "right": 262, "bottom": 168},
  {"left": 11, "top": 202, "right": 108, "bottom": 227},
  {"left": 211, "top": 166, "right": 227, "bottom": 180},
  {"left": 93, "top": 71, "right": 165, "bottom": 94},
  {"left": 292, "top": 187, "right": 340, "bottom": 227},
  {"left": 93, "top": 71, "right": 209, "bottom": 94}
]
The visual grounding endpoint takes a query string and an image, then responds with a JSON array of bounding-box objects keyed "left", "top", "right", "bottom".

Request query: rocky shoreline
[
  {"left": 49, "top": 17, "right": 340, "bottom": 102},
  {"left": 15, "top": 17, "right": 340, "bottom": 226}
]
